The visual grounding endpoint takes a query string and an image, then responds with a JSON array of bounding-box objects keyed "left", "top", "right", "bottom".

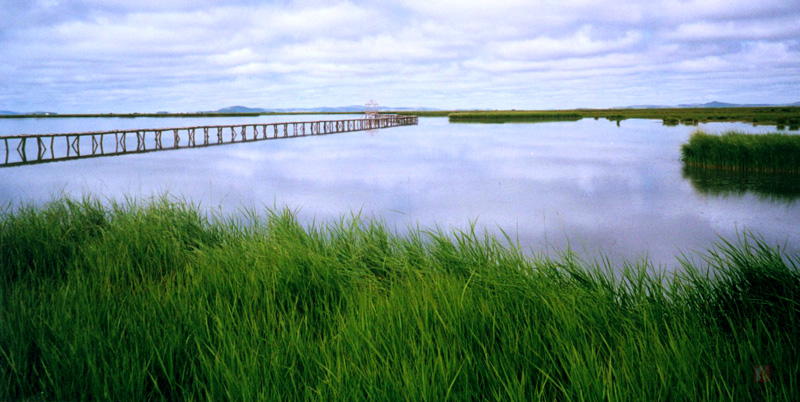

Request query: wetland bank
[{"left": 1, "top": 112, "right": 799, "bottom": 401}]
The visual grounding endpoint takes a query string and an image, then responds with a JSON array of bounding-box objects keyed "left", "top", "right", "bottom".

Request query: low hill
[{"left": 215, "top": 106, "right": 270, "bottom": 113}]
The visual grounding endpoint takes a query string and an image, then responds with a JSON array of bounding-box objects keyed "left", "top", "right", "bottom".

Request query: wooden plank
[{"left": 0, "top": 115, "right": 417, "bottom": 167}]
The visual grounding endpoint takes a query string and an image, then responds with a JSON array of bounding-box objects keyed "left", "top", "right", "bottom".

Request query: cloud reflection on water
[{"left": 1, "top": 117, "right": 798, "bottom": 268}]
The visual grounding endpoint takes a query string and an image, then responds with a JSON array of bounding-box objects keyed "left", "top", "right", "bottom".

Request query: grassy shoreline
[
  {"left": 427, "top": 106, "right": 800, "bottom": 126},
  {"left": 449, "top": 112, "right": 583, "bottom": 123},
  {"left": 2, "top": 197, "right": 798, "bottom": 401},
  {"left": 681, "top": 130, "right": 800, "bottom": 174},
  {"left": 5, "top": 106, "right": 799, "bottom": 127}
]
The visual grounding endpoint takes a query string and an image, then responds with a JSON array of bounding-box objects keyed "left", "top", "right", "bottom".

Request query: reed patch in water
[{"left": 681, "top": 130, "right": 800, "bottom": 173}]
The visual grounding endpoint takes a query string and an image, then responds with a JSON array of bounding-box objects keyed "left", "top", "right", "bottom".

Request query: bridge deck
[{"left": 0, "top": 114, "right": 418, "bottom": 168}]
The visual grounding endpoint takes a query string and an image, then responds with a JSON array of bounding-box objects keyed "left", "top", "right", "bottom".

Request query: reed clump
[
  {"left": 681, "top": 130, "right": 800, "bottom": 173},
  {"left": 1, "top": 197, "right": 799, "bottom": 401}
]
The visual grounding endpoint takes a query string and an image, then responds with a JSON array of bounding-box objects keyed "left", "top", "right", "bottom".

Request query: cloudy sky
[{"left": 2, "top": 0, "right": 799, "bottom": 113}]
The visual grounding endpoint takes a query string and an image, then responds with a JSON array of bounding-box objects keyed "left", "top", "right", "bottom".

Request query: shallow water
[{"left": 1, "top": 115, "right": 798, "bottom": 267}]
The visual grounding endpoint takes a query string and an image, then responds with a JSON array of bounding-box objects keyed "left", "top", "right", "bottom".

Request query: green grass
[
  {"left": 681, "top": 130, "right": 800, "bottom": 173},
  {"left": 449, "top": 112, "right": 583, "bottom": 123},
  {"left": 2, "top": 197, "right": 799, "bottom": 401}
]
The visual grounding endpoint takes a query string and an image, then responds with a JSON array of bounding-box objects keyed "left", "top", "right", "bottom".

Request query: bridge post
[
  {"left": 37, "top": 137, "right": 46, "bottom": 160},
  {"left": 72, "top": 136, "right": 81, "bottom": 155},
  {"left": 18, "top": 138, "right": 27, "bottom": 162}
]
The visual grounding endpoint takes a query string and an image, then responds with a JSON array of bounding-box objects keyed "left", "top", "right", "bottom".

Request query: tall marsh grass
[
  {"left": 681, "top": 130, "right": 800, "bottom": 173},
  {"left": 1, "top": 197, "right": 798, "bottom": 401}
]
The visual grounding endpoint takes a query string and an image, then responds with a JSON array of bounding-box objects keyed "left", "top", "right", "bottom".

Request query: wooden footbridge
[{"left": 0, "top": 114, "right": 417, "bottom": 168}]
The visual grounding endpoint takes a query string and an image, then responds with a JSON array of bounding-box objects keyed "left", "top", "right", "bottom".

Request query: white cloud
[
  {"left": 657, "top": 0, "right": 800, "bottom": 21},
  {"left": 0, "top": 0, "right": 798, "bottom": 112},
  {"left": 672, "top": 56, "right": 731, "bottom": 73},
  {"left": 494, "top": 27, "right": 644, "bottom": 61},
  {"left": 668, "top": 17, "right": 800, "bottom": 42}
]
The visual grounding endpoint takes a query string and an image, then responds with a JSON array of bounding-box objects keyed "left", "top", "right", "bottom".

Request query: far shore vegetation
[
  {"left": 4, "top": 106, "right": 799, "bottom": 128},
  {"left": 681, "top": 130, "right": 800, "bottom": 174},
  {"left": 425, "top": 106, "right": 800, "bottom": 126},
  {"left": 2, "top": 196, "right": 798, "bottom": 401},
  {"left": 448, "top": 112, "right": 583, "bottom": 123}
]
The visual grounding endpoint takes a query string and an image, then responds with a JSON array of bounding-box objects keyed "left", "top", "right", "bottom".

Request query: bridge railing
[{"left": 0, "top": 114, "right": 419, "bottom": 168}]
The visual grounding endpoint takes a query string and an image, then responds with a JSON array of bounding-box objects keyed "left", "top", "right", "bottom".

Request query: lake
[{"left": 1, "top": 115, "right": 798, "bottom": 267}]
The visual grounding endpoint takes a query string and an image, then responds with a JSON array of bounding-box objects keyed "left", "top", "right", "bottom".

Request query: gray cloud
[{"left": 1, "top": 0, "right": 799, "bottom": 112}]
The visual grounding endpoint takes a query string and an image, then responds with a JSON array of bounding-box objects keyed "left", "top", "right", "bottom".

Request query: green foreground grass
[
  {"left": 2, "top": 198, "right": 799, "bottom": 401},
  {"left": 681, "top": 130, "right": 800, "bottom": 174}
]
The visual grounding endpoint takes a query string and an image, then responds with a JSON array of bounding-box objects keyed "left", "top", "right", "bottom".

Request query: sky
[{"left": 1, "top": 0, "right": 799, "bottom": 113}]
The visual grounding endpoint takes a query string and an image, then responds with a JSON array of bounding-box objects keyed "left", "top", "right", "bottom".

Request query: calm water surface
[{"left": 1, "top": 115, "right": 798, "bottom": 267}]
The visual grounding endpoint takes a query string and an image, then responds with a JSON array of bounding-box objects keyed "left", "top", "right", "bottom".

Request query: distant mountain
[
  {"left": 619, "top": 101, "right": 800, "bottom": 109},
  {"left": 385, "top": 106, "right": 441, "bottom": 112},
  {"left": 270, "top": 105, "right": 411, "bottom": 113},
  {"left": 678, "top": 101, "right": 739, "bottom": 108},
  {"left": 617, "top": 105, "right": 673, "bottom": 109},
  {"left": 213, "top": 105, "right": 441, "bottom": 113},
  {"left": 0, "top": 110, "right": 57, "bottom": 115},
  {"left": 269, "top": 105, "right": 365, "bottom": 113},
  {"left": 215, "top": 106, "right": 270, "bottom": 113}
]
